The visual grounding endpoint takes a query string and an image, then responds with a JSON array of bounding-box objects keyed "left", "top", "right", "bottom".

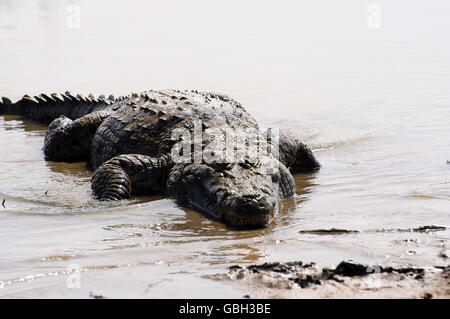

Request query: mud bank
[{"left": 207, "top": 260, "right": 450, "bottom": 299}]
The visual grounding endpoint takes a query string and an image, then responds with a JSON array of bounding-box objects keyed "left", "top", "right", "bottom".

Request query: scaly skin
[{"left": 0, "top": 90, "right": 320, "bottom": 227}]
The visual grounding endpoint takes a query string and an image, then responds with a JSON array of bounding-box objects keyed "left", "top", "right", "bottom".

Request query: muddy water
[{"left": 0, "top": 0, "right": 449, "bottom": 298}]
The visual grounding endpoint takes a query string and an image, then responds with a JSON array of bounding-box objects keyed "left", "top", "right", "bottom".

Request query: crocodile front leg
[
  {"left": 44, "top": 110, "right": 111, "bottom": 161},
  {"left": 91, "top": 154, "right": 171, "bottom": 200}
]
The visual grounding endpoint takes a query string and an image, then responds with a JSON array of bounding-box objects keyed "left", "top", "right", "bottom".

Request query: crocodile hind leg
[
  {"left": 44, "top": 110, "right": 111, "bottom": 161},
  {"left": 265, "top": 129, "right": 320, "bottom": 173},
  {"left": 91, "top": 154, "right": 171, "bottom": 200}
]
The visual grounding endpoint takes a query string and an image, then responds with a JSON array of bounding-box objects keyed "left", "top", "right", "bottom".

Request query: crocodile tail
[{"left": 0, "top": 92, "right": 115, "bottom": 123}]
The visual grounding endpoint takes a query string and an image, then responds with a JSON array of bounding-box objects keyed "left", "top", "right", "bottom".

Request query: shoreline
[{"left": 207, "top": 260, "right": 450, "bottom": 299}]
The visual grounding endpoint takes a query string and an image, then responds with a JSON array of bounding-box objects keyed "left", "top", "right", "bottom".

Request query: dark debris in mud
[
  {"left": 247, "top": 261, "right": 315, "bottom": 273},
  {"left": 215, "top": 260, "right": 449, "bottom": 292},
  {"left": 298, "top": 225, "right": 447, "bottom": 236},
  {"left": 332, "top": 260, "right": 425, "bottom": 277},
  {"left": 89, "top": 291, "right": 107, "bottom": 299},
  {"left": 299, "top": 228, "right": 360, "bottom": 235},
  {"left": 375, "top": 225, "right": 447, "bottom": 233},
  {"left": 247, "top": 261, "right": 321, "bottom": 288},
  {"left": 439, "top": 250, "right": 448, "bottom": 259}
]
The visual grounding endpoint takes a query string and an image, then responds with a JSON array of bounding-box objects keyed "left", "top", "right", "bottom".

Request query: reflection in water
[
  {"left": 98, "top": 176, "right": 315, "bottom": 248},
  {"left": 2, "top": 115, "right": 48, "bottom": 133},
  {"left": 79, "top": 173, "right": 315, "bottom": 266},
  {"left": 45, "top": 160, "right": 91, "bottom": 177},
  {"left": 93, "top": 174, "right": 315, "bottom": 266}
]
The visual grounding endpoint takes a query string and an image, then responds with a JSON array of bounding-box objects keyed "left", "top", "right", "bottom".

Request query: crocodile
[{"left": 0, "top": 90, "right": 320, "bottom": 227}]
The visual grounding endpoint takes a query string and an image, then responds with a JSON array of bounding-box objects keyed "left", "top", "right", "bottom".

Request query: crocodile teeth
[
  {"left": 108, "top": 94, "right": 115, "bottom": 101},
  {"left": 88, "top": 93, "right": 95, "bottom": 99}
]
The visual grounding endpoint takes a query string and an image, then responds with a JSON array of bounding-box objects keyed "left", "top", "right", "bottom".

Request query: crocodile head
[{"left": 168, "top": 157, "right": 294, "bottom": 228}]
